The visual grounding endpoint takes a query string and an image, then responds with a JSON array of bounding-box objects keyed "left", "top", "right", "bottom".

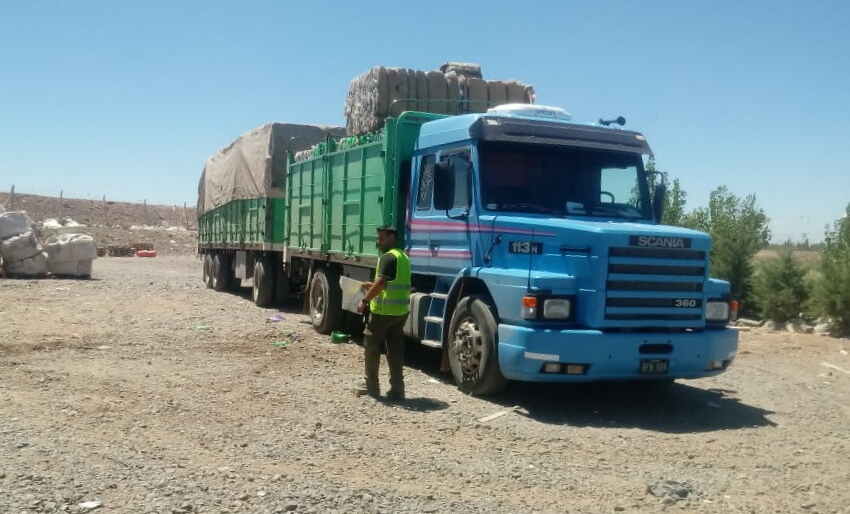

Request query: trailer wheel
[
  {"left": 309, "top": 269, "right": 343, "bottom": 334},
  {"left": 203, "top": 254, "right": 214, "bottom": 289},
  {"left": 212, "top": 254, "right": 230, "bottom": 292},
  {"left": 252, "top": 257, "right": 275, "bottom": 307},
  {"left": 448, "top": 295, "right": 508, "bottom": 396}
]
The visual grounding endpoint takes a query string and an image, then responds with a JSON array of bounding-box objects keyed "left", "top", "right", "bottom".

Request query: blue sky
[{"left": 1, "top": 0, "right": 848, "bottom": 241}]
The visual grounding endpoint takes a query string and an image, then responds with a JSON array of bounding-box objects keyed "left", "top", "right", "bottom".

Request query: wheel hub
[
  {"left": 311, "top": 282, "right": 325, "bottom": 322},
  {"left": 453, "top": 317, "right": 483, "bottom": 376}
]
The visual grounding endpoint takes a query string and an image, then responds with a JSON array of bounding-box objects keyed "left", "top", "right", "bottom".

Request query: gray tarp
[{"left": 197, "top": 123, "right": 345, "bottom": 217}]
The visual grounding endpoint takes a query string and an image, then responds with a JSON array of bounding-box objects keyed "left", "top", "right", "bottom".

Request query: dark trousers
[{"left": 364, "top": 313, "right": 407, "bottom": 394}]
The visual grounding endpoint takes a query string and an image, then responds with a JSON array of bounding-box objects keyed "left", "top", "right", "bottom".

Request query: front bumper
[{"left": 498, "top": 324, "right": 738, "bottom": 382}]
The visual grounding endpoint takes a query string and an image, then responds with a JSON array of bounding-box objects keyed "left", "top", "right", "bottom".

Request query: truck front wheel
[
  {"left": 448, "top": 295, "right": 508, "bottom": 396},
  {"left": 252, "top": 257, "right": 275, "bottom": 307},
  {"left": 309, "top": 269, "right": 343, "bottom": 334}
]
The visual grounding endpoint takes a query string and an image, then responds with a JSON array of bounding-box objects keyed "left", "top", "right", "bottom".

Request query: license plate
[{"left": 640, "top": 359, "right": 669, "bottom": 374}]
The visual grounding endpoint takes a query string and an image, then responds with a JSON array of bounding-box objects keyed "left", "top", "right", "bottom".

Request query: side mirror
[
  {"left": 433, "top": 161, "right": 455, "bottom": 211},
  {"left": 653, "top": 183, "right": 667, "bottom": 223}
]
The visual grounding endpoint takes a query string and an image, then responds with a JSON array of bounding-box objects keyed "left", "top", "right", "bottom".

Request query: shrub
[
  {"left": 682, "top": 186, "right": 770, "bottom": 315},
  {"left": 810, "top": 206, "right": 850, "bottom": 335},
  {"left": 752, "top": 249, "right": 809, "bottom": 323}
]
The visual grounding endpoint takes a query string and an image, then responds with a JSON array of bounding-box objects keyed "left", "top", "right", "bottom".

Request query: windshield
[{"left": 478, "top": 142, "right": 652, "bottom": 220}]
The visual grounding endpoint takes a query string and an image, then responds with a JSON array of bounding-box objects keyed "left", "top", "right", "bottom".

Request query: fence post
[
  {"left": 183, "top": 202, "right": 189, "bottom": 229},
  {"left": 143, "top": 199, "right": 149, "bottom": 226},
  {"left": 9, "top": 184, "right": 15, "bottom": 210},
  {"left": 103, "top": 195, "right": 109, "bottom": 226},
  {"left": 59, "top": 190, "right": 63, "bottom": 220}
]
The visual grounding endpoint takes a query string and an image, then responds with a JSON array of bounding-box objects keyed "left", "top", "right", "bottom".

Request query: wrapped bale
[
  {"left": 344, "top": 63, "right": 537, "bottom": 134},
  {"left": 5, "top": 251, "right": 48, "bottom": 278},
  {"left": 454, "top": 76, "right": 489, "bottom": 114},
  {"left": 0, "top": 211, "right": 33, "bottom": 240},
  {"left": 0, "top": 230, "right": 42, "bottom": 262},
  {"left": 507, "top": 80, "right": 534, "bottom": 104},
  {"left": 439, "top": 62, "right": 483, "bottom": 79},
  {"left": 44, "top": 233, "right": 98, "bottom": 277},
  {"left": 49, "top": 259, "right": 93, "bottom": 278},
  {"left": 426, "top": 70, "right": 450, "bottom": 114}
]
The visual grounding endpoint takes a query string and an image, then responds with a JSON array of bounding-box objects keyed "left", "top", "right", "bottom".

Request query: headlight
[
  {"left": 705, "top": 301, "right": 730, "bottom": 321},
  {"left": 522, "top": 296, "right": 575, "bottom": 320},
  {"left": 543, "top": 299, "right": 571, "bottom": 319}
]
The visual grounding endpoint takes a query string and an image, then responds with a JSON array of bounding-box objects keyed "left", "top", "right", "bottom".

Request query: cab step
[
  {"left": 420, "top": 339, "right": 443, "bottom": 349},
  {"left": 423, "top": 316, "right": 444, "bottom": 325},
  {"left": 429, "top": 293, "right": 448, "bottom": 300}
]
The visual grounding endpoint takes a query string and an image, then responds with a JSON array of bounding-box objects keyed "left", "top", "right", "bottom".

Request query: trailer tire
[
  {"left": 309, "top": 269, "right": 344, "bottom": 335},
  {"left": 252, "top": 257, "right": 275, "bottom": 307},
  {"left": 212, "top": 254, "right": 230, "bottom": 292},
  {"left": 448, "top": 295, "right": 508, "bottom": 396},
  {"left": 203, "top": 254, "right": 214, "bottom": 289}
]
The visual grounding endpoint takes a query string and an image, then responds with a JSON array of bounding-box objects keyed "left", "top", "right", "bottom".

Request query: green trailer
[
  {"left": 197, "top": 114, "right": 441, "bottom": 322},
  {"left": 286, "top": 112, "right": 444, "bottom": 262}
]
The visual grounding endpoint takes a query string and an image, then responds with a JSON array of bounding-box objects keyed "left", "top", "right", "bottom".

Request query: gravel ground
[{"left": 1, "top": 256, "right": 849, "bottom": 514}]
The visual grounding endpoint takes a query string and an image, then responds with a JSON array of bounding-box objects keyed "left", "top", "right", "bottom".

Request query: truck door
[
  {"left": 429, "top": 149, "right": 473, "bottom": 277},
  {"left": 407, "top": 154, "right": 437, "bottom": 273}
]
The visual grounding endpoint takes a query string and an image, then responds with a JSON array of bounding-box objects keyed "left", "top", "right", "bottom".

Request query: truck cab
[{"left": 405, "top": 104, "right": 738, "bottom": 394}]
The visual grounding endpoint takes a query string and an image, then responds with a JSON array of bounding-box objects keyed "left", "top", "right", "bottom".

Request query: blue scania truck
[{"left": 199, "top": 103, "right": 738, "bottom": 396}]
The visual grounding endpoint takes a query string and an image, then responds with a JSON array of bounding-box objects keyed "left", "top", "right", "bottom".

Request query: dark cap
[{"left": 376, "top": 225, "right": 398, "bottom": 237}]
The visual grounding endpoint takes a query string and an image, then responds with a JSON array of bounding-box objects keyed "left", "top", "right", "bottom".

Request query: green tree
[
  {"left": 752, "top": 249, "right": 809, "bottom": 323},
  {"left": 663, "top": 178, "right": 688, "bottom": 226},
  {"left": 810, "top": 205, "right": 850, "bottom": 335},
  {"left": 682, "top": 186, "right": 771, "bottom": 312}
]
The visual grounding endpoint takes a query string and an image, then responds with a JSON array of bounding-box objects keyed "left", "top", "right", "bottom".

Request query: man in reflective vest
[{"left": 356, "top": 225, "right": 411, "bottom": 400}]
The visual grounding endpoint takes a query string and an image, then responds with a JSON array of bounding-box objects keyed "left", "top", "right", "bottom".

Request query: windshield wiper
[
  {"left": 587, "top": 204, "right": 645, "bottom": 219},
  {"left": 495, "top": 203, "right": 564, "bottom": 216}
]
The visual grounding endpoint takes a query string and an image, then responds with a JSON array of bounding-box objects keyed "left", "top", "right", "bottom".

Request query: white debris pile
[
  {"left": 343, "top": 62, "right": 536, "bottom": 135},
  {"left": 129, "top": 224, "right": 187, "bottom": 232},
  {"left": 0, "top": 211, "right": 48, "bottom": 277},
  {"left": 40, "top": 218, "right": 87, "bottom": 230},
  {"left": 43, "top": 233, "right": 97, "bottom": 277},
  {"left": 0, "top": 211, "right": 97, "bottom": 279}
]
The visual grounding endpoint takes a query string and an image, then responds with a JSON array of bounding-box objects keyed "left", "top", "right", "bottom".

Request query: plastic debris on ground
[{"left": 272, "top": 330, "right": 301, "bottom": 348}]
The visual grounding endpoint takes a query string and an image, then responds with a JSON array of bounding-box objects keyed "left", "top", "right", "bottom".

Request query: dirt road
[{"left": 2, "top": 256, "right": 849, "bottom": 513}]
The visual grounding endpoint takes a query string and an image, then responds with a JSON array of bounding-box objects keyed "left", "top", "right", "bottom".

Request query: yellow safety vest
[{"left": 370, "top": 248, "right": 411, "bottom": 316}]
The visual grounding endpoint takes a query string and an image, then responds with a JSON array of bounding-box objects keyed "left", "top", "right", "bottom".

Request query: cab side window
[{"left": 417, "top": 155, "right": 436, "bottom": 210}]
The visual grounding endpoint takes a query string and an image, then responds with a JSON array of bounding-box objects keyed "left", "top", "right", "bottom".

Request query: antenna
[{"left": 526, "top": 228, "right": 535, "bottom": 292}]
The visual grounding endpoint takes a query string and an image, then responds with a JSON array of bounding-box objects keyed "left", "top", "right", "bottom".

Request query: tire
[
  {"left": 447, "top": 295, "right": 508, "bottom": 396},
  {"left": 252, "top": 257, "right": 275, "bottom": 307},
  {"left": 309, "top": 269, "right": 344, "bottom": 334},
  {"left": 203, "top": 254, "right": 214, "bottom": 289},
  {"left": 212, "top": 254, "right": 229, "bottom": 292}
]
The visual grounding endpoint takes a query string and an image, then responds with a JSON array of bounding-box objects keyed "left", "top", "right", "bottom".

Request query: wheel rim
[
  {"left": 453, "top": 316, "right": 483, "bottom": 376},
  {"left": 252, "top": 267, "right": 260, "bottom": 300},
  {"left": 310, "top": 279, "right": 325, "bottom": 323},
  {"left": 211, "top": 258, "right": 218, "bottom": 288}
]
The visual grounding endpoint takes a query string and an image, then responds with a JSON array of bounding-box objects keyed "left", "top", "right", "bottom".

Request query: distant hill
[
  {"left": 0, "top": 192, "right": 199, "bottom": 256},
  {"left": 0, "top": 192, "right": 197, "bottom": 230}
]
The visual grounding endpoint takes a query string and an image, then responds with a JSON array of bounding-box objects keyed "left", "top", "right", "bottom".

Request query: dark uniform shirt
[{"left": 377, "top": 252, "right": 397, "bottom": 282}]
